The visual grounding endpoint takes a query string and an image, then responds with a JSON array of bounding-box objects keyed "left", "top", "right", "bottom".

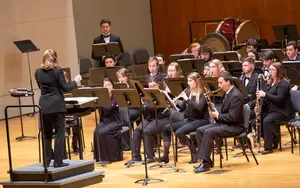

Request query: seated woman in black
[
  {"left": 132, "top": 76, "right": 169, "bottom": 163},
  {"left": 93, "top": 78, "right": 123, "bottom": 162},
  {"left": 256, "top": 62, "right": 294, "bottom": 155},
  {"left": 161, "top": 72, "right": 210, "bottom": 164}
]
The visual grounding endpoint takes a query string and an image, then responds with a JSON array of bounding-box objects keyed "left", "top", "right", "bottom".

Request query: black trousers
[
  {"left": 196, "top": 123, "right": 244, "bottom": 162},
  {"left": 261, "top": 112, "right": 287, "bottom": 150},
  {"left": 42, "top": 112, "right": 66, "bottom": 164},
  {"left": 133, "top": 118, "right": 169, "bottom": 159}
]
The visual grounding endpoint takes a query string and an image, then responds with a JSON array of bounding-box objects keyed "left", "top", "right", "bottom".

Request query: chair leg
[
  {"left": 212, "top": 141, "right": 215, "bottom": 167},
  {"left": 246, "top": 138, "right": 259, "bottom": 165},
  {"left": 67, "top": 137, "right": 71, "bottom": 160},
  {"left": 298, "top": 128, "right": 300, "bottom": 156},
  {"left": 279, "top": 126, "right": 282, "bottom": 151},
  {"left": 38, "top": 131, "right": 41, "bottom": 163},
  {"left": 238, "top": 138, "right": 249, "bottom": 162},
  {"left": 175, "top": 135, "right": 178, "bottom": 162},
  {"left": 217, "top": 140, "right": 222, "bottom": 169},
  {"left": 290, "top": 126, "right": 294, "bottom": 154},
  {"left": 81, "top": 125, "right": 86, "bottom": 149},
  {"left": 225, "top": 138, "right": 228, "bottom": 161}
]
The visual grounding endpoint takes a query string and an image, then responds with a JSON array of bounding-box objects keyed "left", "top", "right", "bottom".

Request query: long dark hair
[
  {"left": 269, "top": 62, "right": 288, "bottom": 85},
  {"left": 103, "top": 77, "right": 114, "bottom": 87}
]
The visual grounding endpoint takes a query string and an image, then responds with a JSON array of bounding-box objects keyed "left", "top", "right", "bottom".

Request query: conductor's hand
[
  {"left": 209, "top": 107, "right": 219, "bottom": 119},
  {"left": 74, "top": 75, "right": 82, "bottom": 84}
]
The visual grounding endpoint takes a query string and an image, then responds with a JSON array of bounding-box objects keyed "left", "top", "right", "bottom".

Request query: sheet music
[{"left": 65, "top": 97, "right": 98, "bottom": 105}]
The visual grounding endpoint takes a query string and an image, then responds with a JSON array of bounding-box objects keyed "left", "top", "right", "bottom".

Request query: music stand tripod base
[
  {"left": 161, "top": 165, "right": 187, "bottom": 174},
  {"left": 95, "top": 160, "right": 111, "bottom": 168},
  {"left": 148, "top": 162, "right": 174, "bottom": 170},
  {"left": 124, "top": 160, "right": 144, "bottom": 168},
  {"left": 135, "top": 177, "right": 163, "bottom": 187},
  {"left": 15, "top": 135, "right": 36, "bottom": 142}
]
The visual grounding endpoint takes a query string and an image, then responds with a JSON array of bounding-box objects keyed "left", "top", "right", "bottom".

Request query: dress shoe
[
  {"left": 261, "top": 149, "right": 273, "bottom": 155},
  {"left": 273, "top": 142, "right": 278, "bottom": 150},
  {"left": 193, "top": 160, "right": 213, "bottom": 169},
  {"left": 54, "top": 163, "right": 69, "bottom": 168},
  {"left": 194, "top": 163, "right": 210, "bottom": 173},
  {"left": 232, "top": 144, "right": 241, "bottom": 149},
  {"left": 132, "top": 157, "right": 142, "bottom": 162},
  {"left": 146, "top": 158, "right": 156, "bottom": 163},
  {"left": 160, "top": 156, "right": 169, "bottom": 164}
]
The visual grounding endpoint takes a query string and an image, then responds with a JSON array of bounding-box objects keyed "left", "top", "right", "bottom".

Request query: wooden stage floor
[{"left": 0, "top": 113, "right": 300, "bottom": 188}]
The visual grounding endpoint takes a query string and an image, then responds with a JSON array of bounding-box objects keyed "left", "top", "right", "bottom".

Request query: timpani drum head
[{"left": 200, "top": 32, "right": 231, "bottom": 52}]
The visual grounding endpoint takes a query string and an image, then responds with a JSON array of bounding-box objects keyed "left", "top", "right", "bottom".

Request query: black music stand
[
  {"left": 111, "top": 89, "right": 144, "bottom": 168},
  {"left": 89, "top": 67, "right": 120, "bottom": 85},
  {"left": 178, "top": 58, "right": 206, "bottom": 74},
  {"left": 213, "top": 51, "right": 240, "bottom": 61},
  {"left": 169, "top": 53, "right": 195, "bottom": 62},
  {"left": 128, "top": 64, "right": 149, "bottom": 77},
  {"left": 273, "top": 24, "right": 299, "bottom": 45},
  {"left": 261, "top": 49, "right": 285, "bottom": 62},
  {"left": 282, "top": 61, "right": 300, "bottom": 86},
  {"left": 13, "top": 40, "right": 40, "bottom": 115},
  {"left": 129, "top": 80, "right": 163, "bottom": 186},
  {"left": 76, "top": 87, "right": 112, "bottom": 167},
  {"left": 92, "top": 42, "right": 121, "bottom": 64},
  {"left": 164, "top": 77, "right": 188, "bottom": 97}
]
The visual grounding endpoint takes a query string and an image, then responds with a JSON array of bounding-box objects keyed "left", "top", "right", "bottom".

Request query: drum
[
  {"left": 216, "top": 18, "right": 260, "bottom": 48},
  {"left": 200, "top": 32, "right": 231, "bottom": 52}
]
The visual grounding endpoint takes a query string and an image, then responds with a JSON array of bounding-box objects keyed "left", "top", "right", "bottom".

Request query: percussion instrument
[{"left": 9, "top": 88, "right": 33, "bottom": 97}]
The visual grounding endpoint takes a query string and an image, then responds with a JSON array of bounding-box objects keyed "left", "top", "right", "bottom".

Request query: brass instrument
[{"left": 248, "top": 74, "right": 267, "bottom": 152}]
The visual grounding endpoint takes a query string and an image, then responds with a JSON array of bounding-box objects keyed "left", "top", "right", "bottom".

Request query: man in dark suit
[
  {"left": 91, "top": 19, "right": 124, "bottom": 67},
  {"left": 241, "top": 57, "right": 259, "bottom": 116},
  {"left": 261, "top": 50, "right": 275, "bottom": 79},
  {"left": 145, "top": 56, "right": 166, "bottom": 82},
  {"left": 283, "top": 41, "right": 300, "bottom": 61},
  {"left": 194, "top": 72, "right": 245, "bottom": 173}
]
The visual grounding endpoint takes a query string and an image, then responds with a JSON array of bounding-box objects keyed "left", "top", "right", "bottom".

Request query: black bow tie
[
  {"left": 245, "top": 77, "right": 250, "bottom": 80},
  {"left": 103, "top": 34, "right": 110, "bottom": 38}
]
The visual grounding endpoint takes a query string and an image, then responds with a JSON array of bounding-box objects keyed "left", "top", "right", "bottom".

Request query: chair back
[
  {"left": 133, "top": 48, "right": 149, "bottom": 64},
  {"left": 79, "top": 58, "right": 93, "bottom": 75},
  {"left": 119, "top": 52, "right": 132, "bottom": 67},
  {"left": 243, "top": 104, "right": 251, "bottom": 130},
  {"left": 291, "top": 90, "right": 300, "bottom": 113}
]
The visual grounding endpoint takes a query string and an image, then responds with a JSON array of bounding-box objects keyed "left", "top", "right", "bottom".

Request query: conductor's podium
[{"left": 0, "top": 160, "right": 104, "bottom": 188}]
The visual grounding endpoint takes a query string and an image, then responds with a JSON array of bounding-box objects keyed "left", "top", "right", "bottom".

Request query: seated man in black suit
[
  {"left": 284, "top": 41, "right": 300, "bottom": 61},
  {"left": 261, "top": 50, "right": 275, "bottom": 79},
  {"left": 199, "top": 45, "right": 213, "bottom": 62},
  {"left": 91, "top": 19, "right": 124, "bottom": 67},
  {"left": 146, "top": 56, "right": 166, "bottom": 82},
  {"left": 241, "top": 57, "right": 259, "bottom": 117},
  {"left": 194, "top": 72, "right": 245, "bottom": 173}
]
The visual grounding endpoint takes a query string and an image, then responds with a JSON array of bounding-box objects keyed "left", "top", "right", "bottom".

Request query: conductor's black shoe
[
  {"left": 54, "top": 163, "right": 69, "bottom": 168},
  {"left": 146, "top": 158, "right": 156, "bottom": 164},
  {"left": 261, "top": 149, "right": 273, "bottom": 155},
  {"left": 194, "top": 162, "right": 210, "bottom": 173},
  {"left": 160, "top": 156, "right": 169, "bottom": 164}
]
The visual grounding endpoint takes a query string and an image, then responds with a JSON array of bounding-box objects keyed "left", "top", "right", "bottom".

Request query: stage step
[
  {"left": 11, "top": 160, "right": 95, "bottom": 181},
  {"left": 1, "top": 170, "right": 104, "bottom": 188}
]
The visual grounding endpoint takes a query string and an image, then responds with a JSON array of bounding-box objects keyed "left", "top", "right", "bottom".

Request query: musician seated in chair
[
  {"left": 146, "top": 56, "right": 166, "bottom": 82},
  {"left": 132, "top": 76, "right": 170, "bottom": 163},
  {"left": 284, "top": 41, "right": 300, "bottom": 61},
  {"left": 241, "top": 57, "right": 259, "bottom": 117},
  {"left": 203, "top": 63, "right": 211, "bottom": 77},
  {"left": 194, "top": 72, "right": 245, "bottom": 173},
  {"left": 104, "top": 55, "right": 118, "bottom": 67},
  {"left": 209, "top": 59, "right": 225, "bottom": 77},
  {"left": 261, "top": 50, "right": 275, "bottom": 79},
  {"left": 256, "top": 62, "right": 294, "bottom": 155},
  {"left": 93, "top": 78, "right": 123, "bottom": 162},
  {"left": 161, "top": 72, "right": 210, "bottom": 164},
  {"left": 156, "top": 53, "right": 165, "bottom": 65},
  {"left": 247, "top": 49, "right": 260, "bottom": 61},
  {"left": 199, "top": 45, "right": 213, "bottom": 62},
  {"left": 164, "top": 62, "right": 184, "bottom": 93},
  {"left": 246, "top": 39, "right": 258, "bottom": 53}
]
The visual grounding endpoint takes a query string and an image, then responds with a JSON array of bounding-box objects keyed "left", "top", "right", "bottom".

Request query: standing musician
[
  {"left": 146, "top": 56, "right": 166, "bottom": 82},
  {"left": 284, "top": 41, "right": 300, "bottom": 61},
  {"left": 256, "top": 62, "right": 294, "bottom": 154},
  {"left": 199, "top": 45, "right": 213, "bottom": 62},
  {"left": 92, "top": 19, "right": 124, "bottom": 67},
  {"left": 241, "top": 57, "right": 259, "bottom": 118},
  {"left": 209, "top": 59, "right": 225, "bottom": 77},
  {"left": 132, "top": 76, "right": 170, "bottom": 163},
  {"left": 194, "top": 72, "right": 245, "bottom": 173},
  {"left": 93, "top": 78, "right": 123, "bottom": 162},
  {"left": 161, "top": 72, "right": 210, "bottom": 164},
  {"left": 35, "top": 49, "right": 82, "bottom": 167},
  {"left": 261, "top": 50, "right": 275, "bottom": 79}
]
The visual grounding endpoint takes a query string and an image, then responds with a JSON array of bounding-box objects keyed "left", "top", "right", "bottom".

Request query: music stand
[
  {"left": 169, "top": 53, "right": 195, "bottom": 62},
  {"left": 76, "top": 87, "right": 112, "bottom": 167},
  {"left": 111, "top": 89, "right": 144, "bottom": 168},
  {"left": 88, "top": 67, "right": 120, "bottom": 85},
  {"left": 176, "top": 59, "right": 195, "bottom": 75},
  {"left": 128, "top": 64, "right": 149, "bottom": 77},
  {"left": 282, "top": 61, "right": 300, "bottom": 86},
  {"left": 129, "top": 80, "right": 163, "bottom": 186},
  {"left": 13, "top": 40, "right": 40, "bottom": 115},
  {"left": 213, "top": 51, "right": 240, "bottom": 61},
  {"left": 273, "top": 24, "right": 299, "bottom": 45},
  {"left": 164, "top": 77, "right": 188, "bottom": 96},
  {"left": 178, "top": 58, "right": 206, "bottom": 74},
  {"left": 92, "top": 42, "right": 121, "bottom": 58}
]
